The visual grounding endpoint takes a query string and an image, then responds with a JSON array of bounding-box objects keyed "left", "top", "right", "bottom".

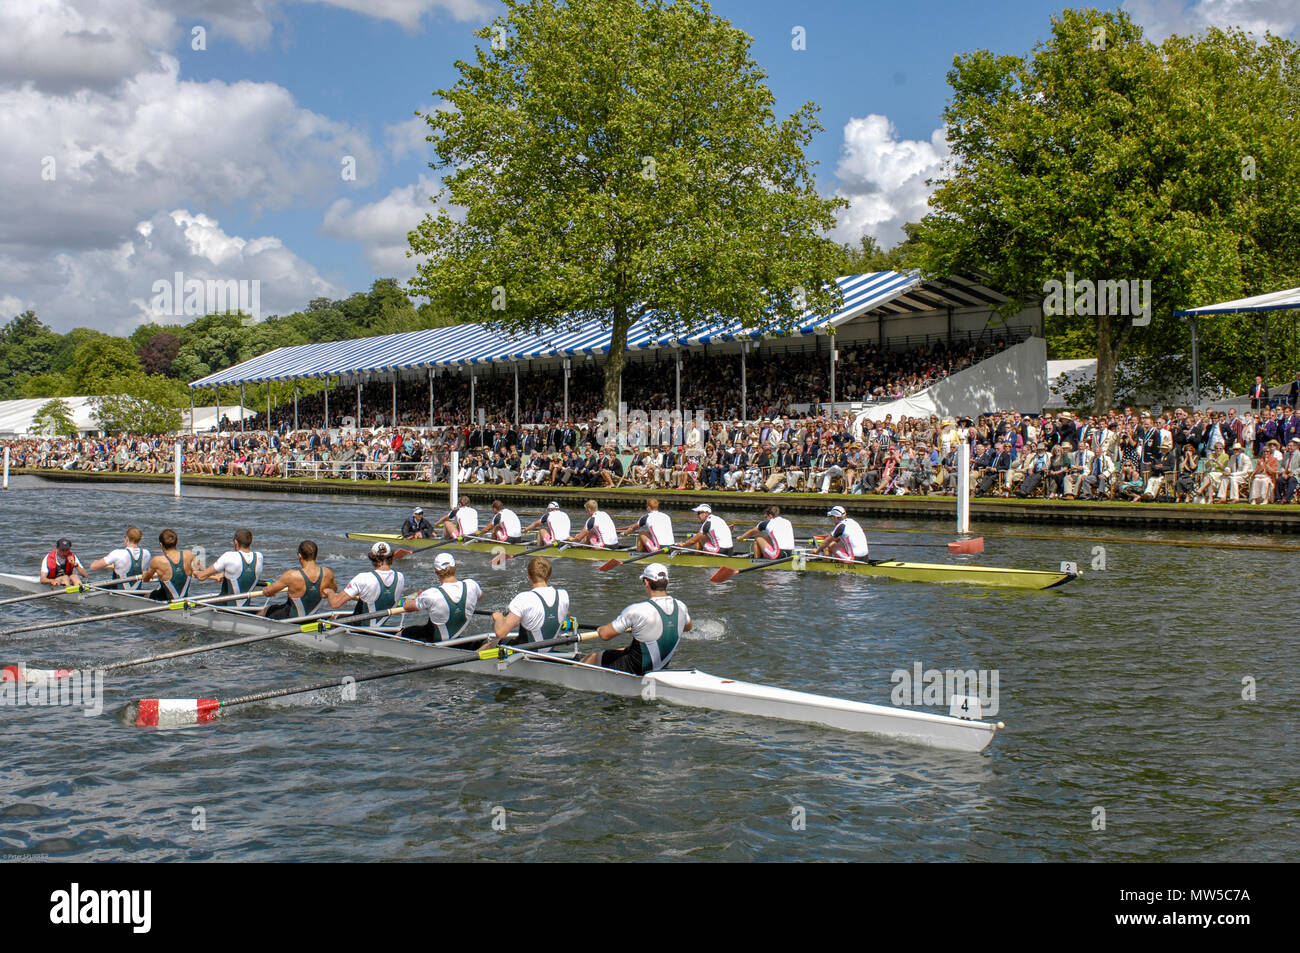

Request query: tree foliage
[
  {"left": 31, "top": 398, "right": 78, "bottom": 437},
  {"left": 408, "top": 0, "right": 847, "bottom": 412},
  {"left": 910, "top": 8, "right": 1300, "bottom": 411}
]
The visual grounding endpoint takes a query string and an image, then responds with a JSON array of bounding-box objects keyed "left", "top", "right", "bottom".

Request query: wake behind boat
[{"left": 0, "top": 572, "right": 1003, "bottom": 752}]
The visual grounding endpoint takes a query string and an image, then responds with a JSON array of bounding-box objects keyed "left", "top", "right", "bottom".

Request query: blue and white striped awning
[
  {"left": 188, "top": 271, "right": 936, "bottom": 388},
  {"left": 1173, "top": 285, "right": 1300, "bottom": 317}
]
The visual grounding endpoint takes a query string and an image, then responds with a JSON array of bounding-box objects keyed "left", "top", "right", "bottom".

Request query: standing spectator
[{"left": 1250, "top": 375, "right": 1269, "bottom": 410}]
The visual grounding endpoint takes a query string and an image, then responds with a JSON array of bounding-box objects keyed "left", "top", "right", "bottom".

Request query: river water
[{"left": 1, "top": 477, "right": 1295, "bottom": 861}]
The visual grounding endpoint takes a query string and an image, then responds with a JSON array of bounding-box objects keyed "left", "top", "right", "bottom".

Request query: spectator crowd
[{"left": 7, "top": 401, "right": 1300, "bottom": 506}]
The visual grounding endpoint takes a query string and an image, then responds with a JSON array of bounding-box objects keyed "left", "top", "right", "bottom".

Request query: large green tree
[
  {"left": 911, "top": 8, "right": 1300, "bottom": 412},
  {"left": 408, "top": 0, "right": 846, "bottom": 413}
]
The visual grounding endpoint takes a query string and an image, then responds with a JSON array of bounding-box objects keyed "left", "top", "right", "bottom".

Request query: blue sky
[{"left": 2, "top": 0, "right": 1296, "bottom": 333}]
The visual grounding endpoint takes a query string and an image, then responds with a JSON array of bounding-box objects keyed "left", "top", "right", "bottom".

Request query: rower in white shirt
[
  {"left": 490, "top": 556, "right": 571, "bottom": 652},
  {"left": 438, "top": 496, "right": 479, "bottom": 540},
  {"left": 488, "top": 499, "right": 523, "bottom": 543},
  {"left": 523, "top": 501, "right": 572, "bottom": 545},
  {"left": 738, "top": 505, "right": 795, "bottom": 559},
  {"left": 389, "top": 552, "right": 481, "bottom": 642},
  {"left": 193, "top": 528, "right": 264, "bottom": 606},
  {"left": 815, "top": 505, "right": 869, "bottom": 561},
  {"left": 88, "top": 526, "right": 151, "bottom": 590},
  {"left": 682, "top": 503, "right": 734, "bottom": 555},
  {"left": 323, "top": 541, "right": 405, "bottom": 628},
  {"left": 573, "top": 499, "right": 619, "bottom": 548},
  {"left": 619, "top": 497, "right": 674, "bottom": 553}
]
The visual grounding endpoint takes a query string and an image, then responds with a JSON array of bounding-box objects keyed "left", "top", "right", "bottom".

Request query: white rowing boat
[{"left": 0, "top": 573, "right": 1004, "bottom": 752}]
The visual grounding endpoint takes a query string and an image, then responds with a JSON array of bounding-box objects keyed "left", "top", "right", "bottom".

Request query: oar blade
[
  {"left": 132, "top": 698, "right": 221, "bottom": 728},
  {"left": 392, "top": 548, "right": 415, "bottom": 561},
  {"left": 597, "top": 558, "right": 623, "bottom": 571},
  {"left": 948, "top": 537, "right": 985, "bottom": 555},
  {"left": 709, "top": 566, "right": 739, "bottom": 583}
]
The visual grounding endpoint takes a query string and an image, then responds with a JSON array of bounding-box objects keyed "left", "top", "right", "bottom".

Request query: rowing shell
[
  {"left": 0, "top": 573, "right": 1003, "bottom": 753},
  {"left": 349, "top": 533, "right": 1077, "bottom": 590}
]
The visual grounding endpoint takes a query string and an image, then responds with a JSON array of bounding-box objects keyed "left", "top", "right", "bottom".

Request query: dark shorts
[
  {"left": 598, "top": 645, "right": 647, "bottom": 676},
  {"left": 264, "top": 601, "right": 298, "bottom": 620}
]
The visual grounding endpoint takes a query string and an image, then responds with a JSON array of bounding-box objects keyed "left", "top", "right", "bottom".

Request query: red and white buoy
[
  {"left": 2, "top": 663, "right": 74, "bottom": 684},
  {"left": 135, "top": 698, "right": 220, "bottom": 728}
]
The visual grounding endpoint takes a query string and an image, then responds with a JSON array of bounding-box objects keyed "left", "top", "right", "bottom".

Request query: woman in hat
[{"left": 1249, "top": 440, "right": 1281, "bottom": 504}]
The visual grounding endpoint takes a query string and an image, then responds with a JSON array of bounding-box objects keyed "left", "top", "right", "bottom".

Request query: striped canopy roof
[
  {"left": 190, "top": 271, "right": 999, "bottom": 388},
  {"left": 1173, "top": 285, "right": 1300, "bottom": 317}
]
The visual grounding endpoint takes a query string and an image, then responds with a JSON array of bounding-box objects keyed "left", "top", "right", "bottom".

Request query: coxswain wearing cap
[
  {"left": 618, "top": 498, "right": 674, "bottom": 553},
  {"left": 438, "top": 496, "right": 479, "bottom": 540},
  {"left": 816, "top": 506, "right": 869, "bottom": 561},
  {"left": 489, "top": 556, "right": 570, "bottom": 652},
  {"left": 323, "top": 541, "right": 405, "bottom": 627},
  {"left": 194, "top": 528, "right": 265, "bottom": 607},
  {"left": 40, "top": 537, "right": 87, "bottom": 587},
  {"left": 143, "top": 529, "right": 196, "bottom": 601},
  {"left": 582, "top": 562, "right": 691, "bottom": 673},
  {"left": 738, "top": 506, "right": 796, "bottom": 559},
  {"left": 488, "top": 499, "right": 524, "bottom": 543},
  {"left": 522, "top": 501, "right": 571, "bottom": 545},
  {"left": 572, "top": 499, "right": 618, "bottom": 548},
  {"left": 389, "top": 552, "right": 482, "bottom": 642},
  {"left": 259, "top": 540, "right": 335, "bottom": 620},
  {"left": 88, "top": 527, "right": 150, "bottom": 589},
  {"left": 682, "top": 503, "right": 733, "bottom": 555},
  {"left": 402, "top": 506, "right": 433, "bottom": 539}
]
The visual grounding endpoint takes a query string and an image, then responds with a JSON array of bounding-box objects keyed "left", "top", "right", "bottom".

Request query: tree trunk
[
  {"left": 1093, "top": 313, "right": 1116, "bottom": 415},
  {"left": 604, "top": 304, "right": 630, "bottom": 417}
]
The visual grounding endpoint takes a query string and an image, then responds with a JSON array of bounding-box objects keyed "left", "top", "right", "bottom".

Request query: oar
[
  {"left": 809, "top": 534, "right": 984, "bottom": 555},
  {"left": 128, "top": 630, "right": 604, "bottom": 727},
  {"left": 470, "top": 607, "right": 599, "bottom": 629},
  {"left": 709, "top": 553, "right": 799, "bottom": 582},
  {"left": 0, "top": 589, "right": 270, "bottom": 638},
  {"left": 0, "top": 574, "right": 148, "bottom": 606},
  {"left": 597, "top": 548, "right": 664, "bottom": 571},
  {"left": 392, "top": 535, "right": 465, "bottom": 561}
]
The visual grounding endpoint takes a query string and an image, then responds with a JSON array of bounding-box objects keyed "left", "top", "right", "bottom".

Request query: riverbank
[{"left": 14, "top": 468, "right": 1300, "bottom": 532}]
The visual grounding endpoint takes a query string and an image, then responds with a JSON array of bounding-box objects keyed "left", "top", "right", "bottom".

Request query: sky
[{"left": 2, "top": 0, "right": 1297, "bottom": 335}]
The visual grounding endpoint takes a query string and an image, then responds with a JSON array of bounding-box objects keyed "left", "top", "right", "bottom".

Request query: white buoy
[
  {"left": 2, "top": 446, "right": 8, "bottom": 490},
  {"left": 957, "top": 441, "right": 970, "bottom": 535},
  {"left": 174, "top": 441, "right": 182, "bottom": 497},
  {"left": 449, "top": 449, "right": 459, "bottom": 509}
]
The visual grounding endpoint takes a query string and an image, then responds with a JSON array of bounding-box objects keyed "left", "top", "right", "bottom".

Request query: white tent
[
  {"left": 183, "top": 405, "right": 255, "bottom": 433},
  {"left": 0, "top": 397, "right": 103, "bottom": 436}
]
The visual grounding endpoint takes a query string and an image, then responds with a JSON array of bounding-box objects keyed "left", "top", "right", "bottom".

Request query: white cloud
[
  {"left": 1124, "top": 0, "right": 1300, "bottom": 41},
  {"left": 0, "top": 54, "right": 377, "bottom": 255},
  {"left": 1, "top": 209, "right": 341, "bottom": 333},
  {"left": 831, "top": 115, "right": 950, "bottom": 250},
  {"left": 320, "top": 175, "right": 444, "bottom": 276},
  {"left": 303, "top": 0, "right": 491, "bottom": 31}
]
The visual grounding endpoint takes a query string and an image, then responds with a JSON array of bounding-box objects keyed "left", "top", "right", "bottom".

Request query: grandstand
[{"left": 190, "top": 271, "right": 1045, "bottom": 430}]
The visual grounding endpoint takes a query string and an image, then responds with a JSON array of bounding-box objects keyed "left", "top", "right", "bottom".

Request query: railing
[{"left": 282, "top": 457, "right": 444, "bottom": 483}]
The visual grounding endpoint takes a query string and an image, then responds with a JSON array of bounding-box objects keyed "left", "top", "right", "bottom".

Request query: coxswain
[
  {"left": 522, "top": 501, "right": 570, "bottom": 545},
  {"left": 402, "top": 506, "right": 434, "bottom": 539},
  {"left": 88, "top": 527, "right": 150, "bottom": 589},
  {"left": 738, "top": 505, "right": 796, "bottom": 559},
  {"left": 582, "top": 562, "right": 691, "bottom": 673},
  {"left": 143, "top": 529, "right": 196, "bottom": 601},
  {"left": 488, "top": 499, "right": 523, "bottom": 543},
  {"left": 572, "top": 499, "right": 619, "bottom": 548},
  {"left": 194, "top": 528, "right": 264, "bottom": 606},
  {"left": 490, "top": 556, "right": 570, "bottom": 652},
  {"left": 438, "top": 496, "right": 479, "bottom": 540},
  {"left": 40, "top": 538, "right": 87, "bottom": 587},
  {"left": 815, "top": 505, "right": 869, "bottom": 562},
  {"left": 618, "top": 498, "right": 674, "bottom": 553},
  {"left": 259, "top": 540, "right": 335, "bottom": 620},
  {"left": 323, "top": 541, "right": 405, "bottom": 627},
  {"left": 389, "top": 552, "right": 481, "bottom": 642},
  {"left": 682, "top": 503, "right": 733, "bottom": 555}
]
